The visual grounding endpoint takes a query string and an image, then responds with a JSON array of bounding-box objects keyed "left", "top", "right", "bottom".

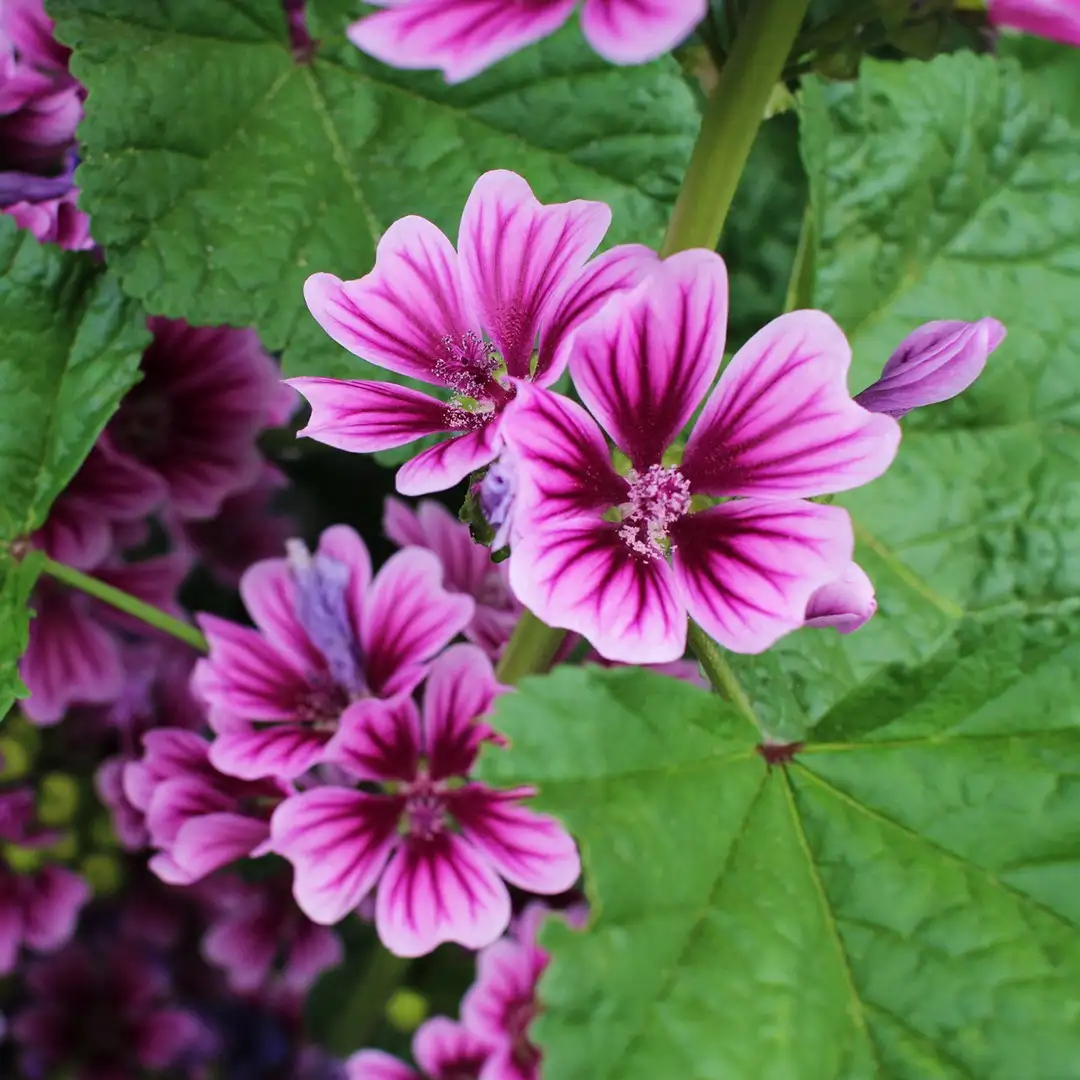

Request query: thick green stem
[
  {"left": 495, "top": 609, "right": 566, "bottom": 686},
  {"left": 660, "top": 0, "right": 812, "bottom": 257},
  {"left": 687, "top": 621, "right": 759, "bottom": 728},
  {"left": 40, "top": 555, "right": 208, "bottom": 653}
]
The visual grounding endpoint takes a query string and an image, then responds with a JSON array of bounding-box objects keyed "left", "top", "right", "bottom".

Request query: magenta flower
[
  {"left": 33, "top": 433, "right": 164, "bottom": 570},
  {"left": 201, "top": 873, "right": 343, "bottom": 993},
  {"left": 804, "top": 562, "right": 877, "bottom": 635},
  {"left": 4, "top": 188, "right": 93, "bottom": 248},
  {"left": 385, "top": 496, "right": 521, "bottom": 659},
  {"left": 20, "top": 554, "right": 190, "bottom": 725},
  {"left": 989, "top": 0, "right": 1080, "bottom": 45},
  {"left": 194, "top": 524, "right": 473, "bottom": 781},
  {"left": 0, "top": 0, "right": 72, "bottom": 74},
  {"left": 271, "top": 644, "right": 580, "bottom": 956},
  {"left": 854, "top": 318, "right": 1006, "bottom": 419},
  {"left": 125, "top": 728, "right": 287, "bottom": 885},
  {"left": 348, "top": 1017, "right": 494, "bottom": 1080},
  {"left": 347, "top": 0, "right": 707, "bottom": 83},
  {"left": 460, "top": 904, "right": 579, "bottom": 1080},
  {"left": 503, "top": 250, "right": 901, "bottom": 663},
  {"left": 10, "top": 940, "right": 203, "bottom": 1080},
  {"left": 291, "top": 170, "right": 657, "bottom": 496},
  {"left": 0, "top": 788, "right": 90, "bottom": 976},
  {"left": 106, "top": 317, "right": 286, "bottom": 521}
]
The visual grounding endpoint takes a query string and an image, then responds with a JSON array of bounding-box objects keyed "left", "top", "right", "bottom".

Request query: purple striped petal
[
  {"left": 395, "top": 422, "right": 501, "bottom": 497},
  {"left": 169, "top": 813, "right": 271, "bottom": 883},
  {"left": 145, "top": 776, "right": 228, "bottom": 847},
  {"left": 239, "top": 558, "right": 325, "bottom": 675},
  {"left": 537, "top": 243, "right": 658, "bottom": 384},
  {"left": 459, "top": 171, "right": 611, "bottom": 379},
  {"left": 413, "top": 1017, "right": 494, "bottom": 1080},
  {"left": 208, "top": 725, "right": 332, "bottom": 782},
  {"left": 348, "top": 0, "right": 577, "bottom": 84},
  {"left": 580, "top": 0, "right": 707, "bottom": 62},
  {"left": 303, "top": 217, "right": 474, "bottom": 382},
  {"left": 375, "top": 833, "right": 511, "bottom": 956},
  {"left": 422, "top": 644, "right": 504, "bottom": 781},
  {"left": 289, "top": 377, "right": 454, "bottom": 454},
  {"left": 325, "top": 696, "right": 422, "bottom": 783},
  {"left": 508, "top": 517, "right": 687, "bottom": 664},
  {"left": 504, "top": 384, "right": 626, "bottom": 529},
  {"left": 989, "top": 0, "right": 1080, "bottom": 44},
  {"left": 804, "top": 561, "right": 877, "bottom": 634},
  {"left": 671, "top": 499, "right": 854, "bottom": 654},
  {"left": 272, "top": 788, "right": 403, "bottom": 925},
  {"left": 346, "top": 1050, "right": 420, "bottom": 1080},
  {"left": 570, "top": 249, "right": 728, "bottom": 470},
  {"left": 449, "top": 784, "right": 581, "bottom": 894},
  {"left": 360, "top": 548, "right": 475, "bottom": 698},
  {"left": 682, "top": 310, "right": 901, "bottom": 499}
]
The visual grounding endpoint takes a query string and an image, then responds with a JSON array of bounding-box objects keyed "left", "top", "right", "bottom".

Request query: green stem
[
  {"left": 40, "top": 555, "right": 208, "bottom": 653},
  {"left": 783, "top": 204, "right": 816, "bottom": 312},
  {"left": 327, "top": 945, "right": 411, "bottom": 1055},
  {"left": 660, "top": 0, "right": 812, "bottom": 257},
  {"left": 687, "top": 621, "right": 760, "bottom": 729},
  {"left": 495, "top": 608, "right": 566, "bottom": 686}
]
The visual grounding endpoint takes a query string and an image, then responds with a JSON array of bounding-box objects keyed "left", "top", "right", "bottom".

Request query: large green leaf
[
  {"left": 0, "top": 218, "right": 149, "bottom": 543},
  {"left": 481, "top": 645, "right": 1080, "bottom": 1079},
  {"left": 0, "top": 550, "right": 44, "bottom": 717},
  {"left": 51, "top": 0, "right": 699, "bottom": 377},
  {"left": 729, "top": 51, "right": 1080, "bottom": 739}
]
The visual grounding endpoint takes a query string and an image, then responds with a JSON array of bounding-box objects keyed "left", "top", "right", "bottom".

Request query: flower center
[
  {"left": 435, "top": 330, "right": 501, "bottom": 398},
  {"left": 507, "top": 995, "right": 541, "bottom": 1073},
  {"left": 403, "top": 780, "right": 448, "bottom": 841},
  {"left": 617, "top": 464, "right": 691, "bottom": 560},
  {"left": 292, "top": 675, "right": 351, "bottom": 732}
]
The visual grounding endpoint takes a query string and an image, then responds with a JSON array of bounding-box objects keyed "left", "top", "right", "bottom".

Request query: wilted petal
[
  {"left": 571, "top": 249, "right": 727, "bottom": 470},
  {"left": 504, "top": 384, "right": 626, "bottom": 530},
  {"left": 459, "top": 170, "right": 611, "bottom": 378},
  {"left": 804, "top": 561, "right": 877, "bottom": 634},
  {"left": 854, "top": 318, "right": 1006, "bottom": 418},
  {"left": 325, "top": 696, "right": 422, "bottom": 783},
  {"left": 449, "top": 785, "right": 580, "bottom": 894},
  {"left": 989, "top": 0, "right": 1080, "bottom": 45},
  {"left": 303, "top": 218, "right": 473, "bottom": 382},
  {"left": 537, "top": 243, "right": 658, "bottom": 384},
  {"left": 580, "top": 0, "right": 706, "bottom": 61},
  {"left": 272, "top": 788, "right": 402, "bottom": 925},
  {"left": 209, "top": 725, "right": 332, "bottom": 782},
  {"left": 375, "top": 833, "right": 511, "bottom": 957},
  {"left": 671, "top": 500, "right": 854, "bottom": 654},
  {"left": 422, "top": 644, "right": 504, "bottom": 781},
  {"left": 396, "top": 422, "right": 501, "bottom": 497},
  {"left": 290, "top": 377, "right": 454, "bottom": 454},
  {"left": 682, "top": 310, "right": 900, "bottom": 499},
  {"left": 413, "top": 1016, "right": 494, "bottom": 1080},
  {"left": 239, "top": 558, "right": 324, "bottom": 674},
  {"left": 349, "top": 0, "right": 576, "bottom": 82},
  {"left": 508, "top": 517, "right": 686, "bottom": 664},
  {"left": 361, "top": 548, "right": 475, "bottom": 697}
]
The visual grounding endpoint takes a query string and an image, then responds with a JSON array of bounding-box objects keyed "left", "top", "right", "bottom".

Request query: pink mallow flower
[
  {"left": 854, "top": 317, "right": 1006, "bottom": 419},
  {"left": 502, "top": 250, "right": 901, "bottom": 663},
  {"left": 105, "top": 317, "right": 287, "bottom": 521},
  {"left": 10, "top": 940, "right": 203, "bottom": 1080},
  {"left": 347, "top": 1017, "right": 494, "bottom": 1080},
  {"left": 124, "top": 728, "right": 287, "bottom": 886},
  {"left": 460, "top": 904, "right": 581, "bottom": 1080},
  {"left": 271, "top": 644, "right": 580, "bottom": 957},
  {"left": 990, "top": 0, "right": 1080, "bottom": 45},
  {"left": 194, "top": 524, "right": 474, "bottom": 781},
  {"left": 0, "top": 787, "right": 90, "bottom": 976},
  {"left": 347, "top": 0, "right": 707, "bottom": 83},
  {"left": 290, "top": 169, "right": 657, "bottom": 496},
  {"left": 19, "top": 554, "right": 191, "bottom": 725},
  {"left": 384, "top": 496, "right": 521, "bottom": 659}
]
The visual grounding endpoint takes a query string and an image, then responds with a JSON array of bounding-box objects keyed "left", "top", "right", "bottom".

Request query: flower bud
[
  {"left": 804, "top": 563, "right": 876, "bottom": 635},
  {"left": 855, "top": 318, "right": 1006, "bottom": 419}
]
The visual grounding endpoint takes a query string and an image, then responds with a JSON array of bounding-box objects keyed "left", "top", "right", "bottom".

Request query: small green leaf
[
  {"left": 481, "top": 643, "right": 1080, "bottom": 1079},
  {"left": 0, "top": 218, "right": 149, "bottom": 543}
]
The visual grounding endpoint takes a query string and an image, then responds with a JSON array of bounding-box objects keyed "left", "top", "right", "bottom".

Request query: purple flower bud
[
  {"left": 286, "top": 539, "right": 364, "bottom": 694},
  {"left": 804, "top": 563, "right": 876, "bottom": 635},
  {"left": 854, "top": 318, "right": 1006, "bottom": 419},
  {"left": 478, "top": 455, "right": 517, "bottom": 550}
]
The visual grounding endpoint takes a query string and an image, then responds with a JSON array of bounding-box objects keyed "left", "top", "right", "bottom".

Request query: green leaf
[
  {"left": 0, "top": 218, "right": 150, "bottom": 543},
  {"left": 738, "top": 52, "right": 1080, "bottom": 738},
  {"left": 481, "top": 647, "right": 1080, "bottom": 1079},
  {"left": 0, "top": 550, "right": 43, "bottom": 717},
  {"left": 52, "top": 0, "right": 699, "bottom": 380}
]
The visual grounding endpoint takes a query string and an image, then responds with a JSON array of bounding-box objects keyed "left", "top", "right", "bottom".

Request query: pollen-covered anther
[
  {"left": 434, "top": 331, "right": 500, "bottom": 398},
  {"left": 618, "top": 464, "right": 691, "bottom": 558}
]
